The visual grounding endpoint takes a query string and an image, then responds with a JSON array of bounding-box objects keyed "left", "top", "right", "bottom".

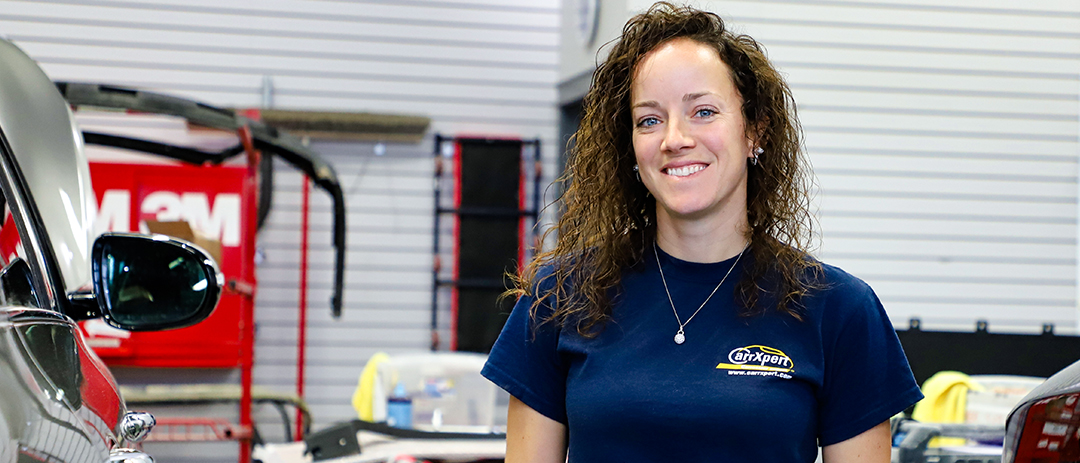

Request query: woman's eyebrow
[
  {"left": 683, "top": 92, "right": 713, "bottom": 102},
  {"left": 631, "top": 100, "right": 660, "bottom": 110}
]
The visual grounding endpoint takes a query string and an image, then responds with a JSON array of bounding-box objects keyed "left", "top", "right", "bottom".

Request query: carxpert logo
[{"left": 716, "top": 345, "right": 794, "bottom": 379}]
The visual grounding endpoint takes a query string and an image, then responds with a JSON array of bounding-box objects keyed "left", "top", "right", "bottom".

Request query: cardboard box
[{"left": 144, "top": 220, "right": 223, "bottom": 267}]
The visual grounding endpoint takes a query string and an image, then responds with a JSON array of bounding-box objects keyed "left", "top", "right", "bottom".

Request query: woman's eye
[
  {"left": 637, "top": 117, "right": 659, "bottom": 128},
  {"left": 695, "top": 108, "right": 716, "bottom": 118}
]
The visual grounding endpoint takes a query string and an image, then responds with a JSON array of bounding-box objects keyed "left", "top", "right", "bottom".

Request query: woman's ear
[{"left": 745, "top": 119, "right": 768, "bottom": 153}]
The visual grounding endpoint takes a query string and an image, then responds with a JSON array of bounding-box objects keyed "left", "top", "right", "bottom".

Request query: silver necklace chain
[{"left": 653, "top": 241, "right": 747, "bottom": 345}]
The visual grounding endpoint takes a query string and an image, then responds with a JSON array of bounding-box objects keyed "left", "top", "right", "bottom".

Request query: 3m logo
[
  {"left": 717, "top": 345, "right": 794, "bottom": 377},
  {"left": 96, "top": 189, "right": 241, "bottom": 246}
]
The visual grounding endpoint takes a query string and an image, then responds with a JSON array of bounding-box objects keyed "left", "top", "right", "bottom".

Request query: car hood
[{"left": 0, "top": 39, "right": 95, "bottom": 292}]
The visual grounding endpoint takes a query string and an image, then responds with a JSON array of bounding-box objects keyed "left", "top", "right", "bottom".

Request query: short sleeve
[
  {"left": 482, "top": 287, "right": 569, "bottom": 424},
  {"left": 816, "top": 275, "right": 924, "bottom": 446}
]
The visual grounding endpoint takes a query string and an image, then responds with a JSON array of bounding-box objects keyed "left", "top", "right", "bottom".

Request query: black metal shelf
[{"left": 430, "top": 134, "right": 542, "bottom": 351}]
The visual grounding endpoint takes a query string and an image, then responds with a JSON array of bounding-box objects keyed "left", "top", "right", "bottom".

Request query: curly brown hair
[{"left": 512, "top": 2, "right": 820, "bottom": 336}]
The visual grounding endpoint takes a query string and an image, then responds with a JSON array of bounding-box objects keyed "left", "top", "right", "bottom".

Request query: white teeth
[{"left": 665, "top": 165, "right": 705, "bottom": 177}]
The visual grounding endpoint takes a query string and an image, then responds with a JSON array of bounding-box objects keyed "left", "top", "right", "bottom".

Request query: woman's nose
[{"left": 661, "top": 118, "right": 694, "bottom": 153}]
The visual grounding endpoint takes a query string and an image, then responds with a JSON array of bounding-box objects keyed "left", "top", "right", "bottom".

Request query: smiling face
[{"left": 631, "top": 37, "right": 755, "bottom": 230}]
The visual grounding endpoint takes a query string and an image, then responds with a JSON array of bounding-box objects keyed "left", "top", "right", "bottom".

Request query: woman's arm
[
  {"left": 505, "top": 395, "right": 568, "bottom": 463},
  {"left": 821, "top": 420, "right": 891, "bottom": 463}
]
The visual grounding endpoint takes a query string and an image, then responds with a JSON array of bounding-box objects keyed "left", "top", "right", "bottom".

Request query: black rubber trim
[
  {"left": 59, "top": 82, "right": 345, "bottom": 317},
  {"left": 82, "top": 132, "right": 245, "bottom": 165}
]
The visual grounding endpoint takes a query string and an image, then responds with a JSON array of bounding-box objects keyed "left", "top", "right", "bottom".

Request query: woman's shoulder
[
  {"left": 799, "top": 258, "right": 883, "bottom": 317},
  {"left": 529, "top": 257, "right": 570, "bottom": 292},
  {"left": 519, "top": 256, "right": 579, "bottom": 312},
  {"left": 527, "top": 248, "right": 601, "bottom": 289},
  {"left": 814, "top": 260, "right": 874, "bottom": 295}
]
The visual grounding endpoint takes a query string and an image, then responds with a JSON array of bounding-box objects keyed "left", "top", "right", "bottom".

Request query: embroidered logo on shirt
[{"left": 716, "top": 345, "right": 794, "bottom": 379}]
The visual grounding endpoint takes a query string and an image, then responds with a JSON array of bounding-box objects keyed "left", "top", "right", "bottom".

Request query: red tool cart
[{"left": 60, "top": 83, "right": 347, "bottom": 463}]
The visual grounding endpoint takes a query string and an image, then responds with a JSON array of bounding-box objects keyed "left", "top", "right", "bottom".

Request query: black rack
[{"left": 430, "top": 134, "right": 542, "bottom": 351}]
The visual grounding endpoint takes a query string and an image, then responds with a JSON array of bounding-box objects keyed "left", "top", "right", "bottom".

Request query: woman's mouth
[{"left": 664, "top": 164, "right": 706, "bottom": 177}]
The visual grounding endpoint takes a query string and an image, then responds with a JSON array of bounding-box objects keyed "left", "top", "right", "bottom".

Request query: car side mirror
[{"left": 69, "top": 232, "right": 223, "bottom": 331}]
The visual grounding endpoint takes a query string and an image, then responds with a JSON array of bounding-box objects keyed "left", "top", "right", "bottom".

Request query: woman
[{"left": 481, "top": 3, "right": 922, "bottom": 462}]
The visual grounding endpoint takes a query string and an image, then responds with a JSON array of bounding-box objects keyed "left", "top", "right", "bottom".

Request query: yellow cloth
[
  {"left": 912, "top": 371, "right": 985, "bottom": 447},
  {"left": 352, "top": 352, "right": 390, "bottom": 420}
]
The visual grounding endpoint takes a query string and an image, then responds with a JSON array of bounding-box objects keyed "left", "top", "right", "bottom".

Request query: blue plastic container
[{"left": 386, "top": 382, "right": 413, "bottom": 428}]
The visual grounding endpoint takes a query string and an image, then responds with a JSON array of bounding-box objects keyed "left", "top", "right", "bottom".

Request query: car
[
  {"left": 1003, "top": 358, "right": 1080, "bottom": 462},
  {"left": 0, "top": 38, "right": 223, "bottom": 462}
]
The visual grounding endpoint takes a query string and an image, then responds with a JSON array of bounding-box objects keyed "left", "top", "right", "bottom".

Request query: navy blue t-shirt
[{"left": 482, "top": 247, "right": 923, "bottom": 462}]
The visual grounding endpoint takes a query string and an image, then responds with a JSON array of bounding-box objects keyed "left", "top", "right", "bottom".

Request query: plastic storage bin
[
  {"left": 368, "top": 352, "right": 508, "bottom": 433},
  {"left": 966, "top": 375, "right": 1045, "bottom": 426}
]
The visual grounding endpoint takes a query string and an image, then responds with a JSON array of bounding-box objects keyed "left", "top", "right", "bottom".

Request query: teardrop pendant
[{"left": 674, "top": 330, "right": 685, "bottom": 345}]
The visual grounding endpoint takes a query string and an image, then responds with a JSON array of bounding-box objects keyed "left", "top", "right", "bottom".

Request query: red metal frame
[
  {"left": 517, "top": 146, "right": 527, "bottom": 274},
  {"left": 295, "top": 175, "right": 311, "bottom": 440},
  {"left": 146, "top": 418, "right": 254, "bottom": 442},
  {"left": 237, "top": 126, "right": 261, "bottom": 463},
  {"left": 450, "top": 141, "right": 462, "bottom": 351}
]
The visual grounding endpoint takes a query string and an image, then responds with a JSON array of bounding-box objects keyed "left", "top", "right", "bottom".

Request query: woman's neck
[{"left": 655, "top": 209, "right": 749, "bottom": 263}]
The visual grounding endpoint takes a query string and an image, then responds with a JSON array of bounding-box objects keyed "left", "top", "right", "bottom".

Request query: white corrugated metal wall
[
  {"left": 2, "top": 0, "right": 1079, "bottom": 460},
  {"left": 614, "top": 0, "right": 1080, "bottom": 334},
  {"left": 0, "top": 1, "right": 559, "bottom": 462}
]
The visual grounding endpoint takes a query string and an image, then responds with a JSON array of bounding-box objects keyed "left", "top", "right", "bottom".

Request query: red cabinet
[{"left": 81, "top": 161, "right": 253, "bottom": 368}]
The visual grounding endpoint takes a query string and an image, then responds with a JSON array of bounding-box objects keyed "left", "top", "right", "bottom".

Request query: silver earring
[
  {"left": 633, "top": 164, "right": 640, "bottom": 181},
  {"left": 750, "top": 147, "right": 763, "bottom": 166}
]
